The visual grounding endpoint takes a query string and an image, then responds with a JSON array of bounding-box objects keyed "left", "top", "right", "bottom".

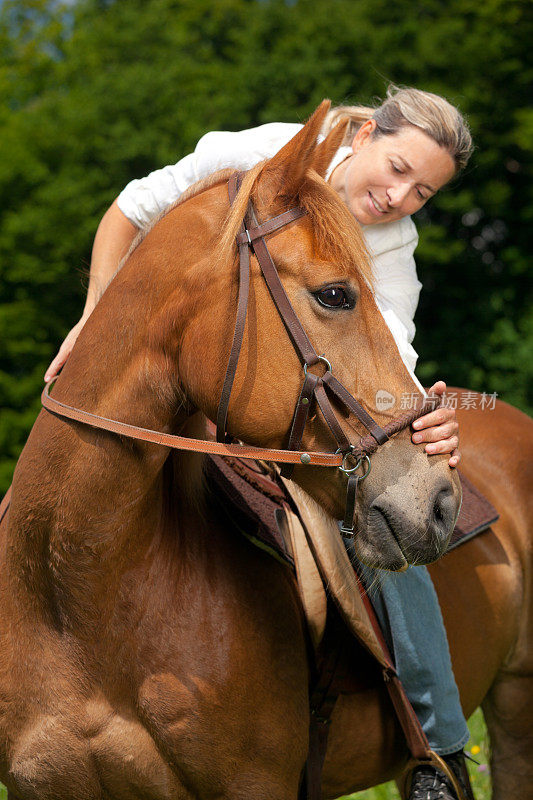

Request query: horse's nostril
[{"left": 432, "top": 486, "right": 455, "bottom": 531}]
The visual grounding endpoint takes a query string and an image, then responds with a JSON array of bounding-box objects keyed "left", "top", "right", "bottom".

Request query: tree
[{"left": 0, "top": 0, "right": 531, "bottom": 491}]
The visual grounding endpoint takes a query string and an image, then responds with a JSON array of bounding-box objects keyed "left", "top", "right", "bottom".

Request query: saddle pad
[
  {"left": 206, "top": 456, "right": 499, "bottom": 563},
  {"left": 205, "top": 455, "right": 294, "bottom": 566},
  {"left": 447, "top": 472, "right": 499, "bottom": 551}
]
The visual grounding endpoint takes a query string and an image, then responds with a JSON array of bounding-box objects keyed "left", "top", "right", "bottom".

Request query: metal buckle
[
  {"left": 303, "top": 355, "right": 332, "bottom": 376},
  {"left": 336, "top": 448, "right": 371, "bottom": 478}
]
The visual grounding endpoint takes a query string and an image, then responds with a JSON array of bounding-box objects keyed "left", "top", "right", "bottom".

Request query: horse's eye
[{"left": 314, "top": 285, "right": 355, "bottom": 310}]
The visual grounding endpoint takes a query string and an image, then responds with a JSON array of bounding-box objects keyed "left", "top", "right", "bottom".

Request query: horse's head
[{"left": 166, "top": 102, "right": 461, "bottom": 570}]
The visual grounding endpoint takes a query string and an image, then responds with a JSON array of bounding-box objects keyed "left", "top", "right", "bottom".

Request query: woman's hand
[
  {"left": 44, "top": 315, "right": 90, "bottom": 383},
  {"left": 411, "top": 380, "right": 460, "bottom": 468}
]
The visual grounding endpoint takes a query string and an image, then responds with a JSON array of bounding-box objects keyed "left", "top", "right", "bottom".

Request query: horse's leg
[
  {"left": 134, "top": 527, "right": 311, "bottom": 800},
  {"left": 482, "top": 671, "right": 533, "bottom": 799}
]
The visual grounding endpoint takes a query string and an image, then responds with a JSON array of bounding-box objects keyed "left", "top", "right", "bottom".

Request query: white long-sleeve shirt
[{"left": 117, "top": 122, "right": 422, "bottom": 375}]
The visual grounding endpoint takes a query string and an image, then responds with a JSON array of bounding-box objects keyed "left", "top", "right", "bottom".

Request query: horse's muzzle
[{"left": 356, "top": 477, "right": 459, "bottom": 570}]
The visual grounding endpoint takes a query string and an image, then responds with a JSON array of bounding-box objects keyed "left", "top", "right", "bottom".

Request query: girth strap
[{"left": 301, "top": 641, "right": 344, "bottom": 800}]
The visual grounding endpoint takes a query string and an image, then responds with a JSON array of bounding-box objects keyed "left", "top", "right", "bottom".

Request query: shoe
[
  {"left": 444, "top": 751, "right": 476, "bottom": 800},
  {"left": 408, "top": 750, "right": 475, "bottom": 800}
]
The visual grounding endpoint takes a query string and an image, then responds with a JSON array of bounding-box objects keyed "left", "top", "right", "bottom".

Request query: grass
[{"left": 0, "top": 709, "right": 491, "bottom": 799}]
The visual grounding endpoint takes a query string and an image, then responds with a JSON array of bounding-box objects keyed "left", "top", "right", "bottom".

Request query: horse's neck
[
  {"left": 7, "top": 300, "right": 199, "bottom": 627},
  {"left": 6, "top": 180, "right": 229, "bottom": 626}
]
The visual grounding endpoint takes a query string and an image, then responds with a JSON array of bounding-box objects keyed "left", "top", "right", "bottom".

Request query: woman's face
[{"left": 330, "top": 120, "right": 456, "bottom": 226}]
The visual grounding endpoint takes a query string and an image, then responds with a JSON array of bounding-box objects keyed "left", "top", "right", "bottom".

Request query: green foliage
[{"left": 0, "top": 0, "right": 531, "bottom": 491}]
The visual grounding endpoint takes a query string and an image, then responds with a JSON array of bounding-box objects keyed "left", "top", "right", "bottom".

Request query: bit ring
[{"left": 336, "top": 449, "right": 371, "bottom": 478}]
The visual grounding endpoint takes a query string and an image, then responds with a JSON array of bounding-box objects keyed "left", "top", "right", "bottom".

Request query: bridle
[{"left": 42, "top": 171, "right": 438, "bottom": 535}]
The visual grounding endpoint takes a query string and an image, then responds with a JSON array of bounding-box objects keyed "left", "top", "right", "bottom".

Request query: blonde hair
[{"left": 322, "top": 85, "right": 473, "bottom": 172}]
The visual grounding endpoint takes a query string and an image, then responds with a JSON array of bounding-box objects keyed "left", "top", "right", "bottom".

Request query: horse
[{"left": 0, "top": 101, "right": 530, "bottom": 800}]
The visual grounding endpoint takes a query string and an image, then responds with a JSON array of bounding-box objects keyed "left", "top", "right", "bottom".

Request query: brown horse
[{"left": 0, "top": 103, "right": 530, "bottom": 799}]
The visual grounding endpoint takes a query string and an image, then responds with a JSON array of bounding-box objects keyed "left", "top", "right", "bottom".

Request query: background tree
[{"left": 0, "top": 0, "right": 531, "bottom": 491}]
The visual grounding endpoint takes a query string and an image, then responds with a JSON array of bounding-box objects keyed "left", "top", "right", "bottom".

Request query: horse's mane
[
  {"left": 219, "top": 163, "right": 374, "bottom": 288},
  {"left": 110, "top": 160, "right": 373, "bottom": 298}
]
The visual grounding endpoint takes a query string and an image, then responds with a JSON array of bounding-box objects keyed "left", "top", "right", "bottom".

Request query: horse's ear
[
  {"left": 311, "top": 118, "right": 350, "bottom": 179},
  {"left": 256, "top": 99, "right": 332, "bottom": 204}
]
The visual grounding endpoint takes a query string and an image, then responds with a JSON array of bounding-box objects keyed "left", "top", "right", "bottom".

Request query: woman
[{"left": 45, "top": 86, "right": 475, "bottom": 799}]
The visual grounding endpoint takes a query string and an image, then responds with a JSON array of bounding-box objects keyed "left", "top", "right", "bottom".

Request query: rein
[{"left": 41, "top": 171, "right": 438, "bottom": 534}]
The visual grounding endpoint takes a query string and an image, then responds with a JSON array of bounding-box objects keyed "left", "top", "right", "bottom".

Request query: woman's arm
[
  {"left": 83, "top": 200, "right": 138, "bottom": 317},
  {"left": 45, "top": 123, "right": 304, "bottom": 383},
  {"left": 366, "top": 224, "right": 460, "bottom": 469},
  {"left": 44, "top": 201, "right": 138, "bottom": 382}
]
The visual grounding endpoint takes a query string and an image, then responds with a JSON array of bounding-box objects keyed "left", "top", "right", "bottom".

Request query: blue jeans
[{"left": 356, "top": 562, "right": 469, "bottom": 755}]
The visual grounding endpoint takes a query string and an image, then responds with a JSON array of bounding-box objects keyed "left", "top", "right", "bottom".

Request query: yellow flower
[{"left": 471, "top": 745, "right": 481, "bottom": 755}]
